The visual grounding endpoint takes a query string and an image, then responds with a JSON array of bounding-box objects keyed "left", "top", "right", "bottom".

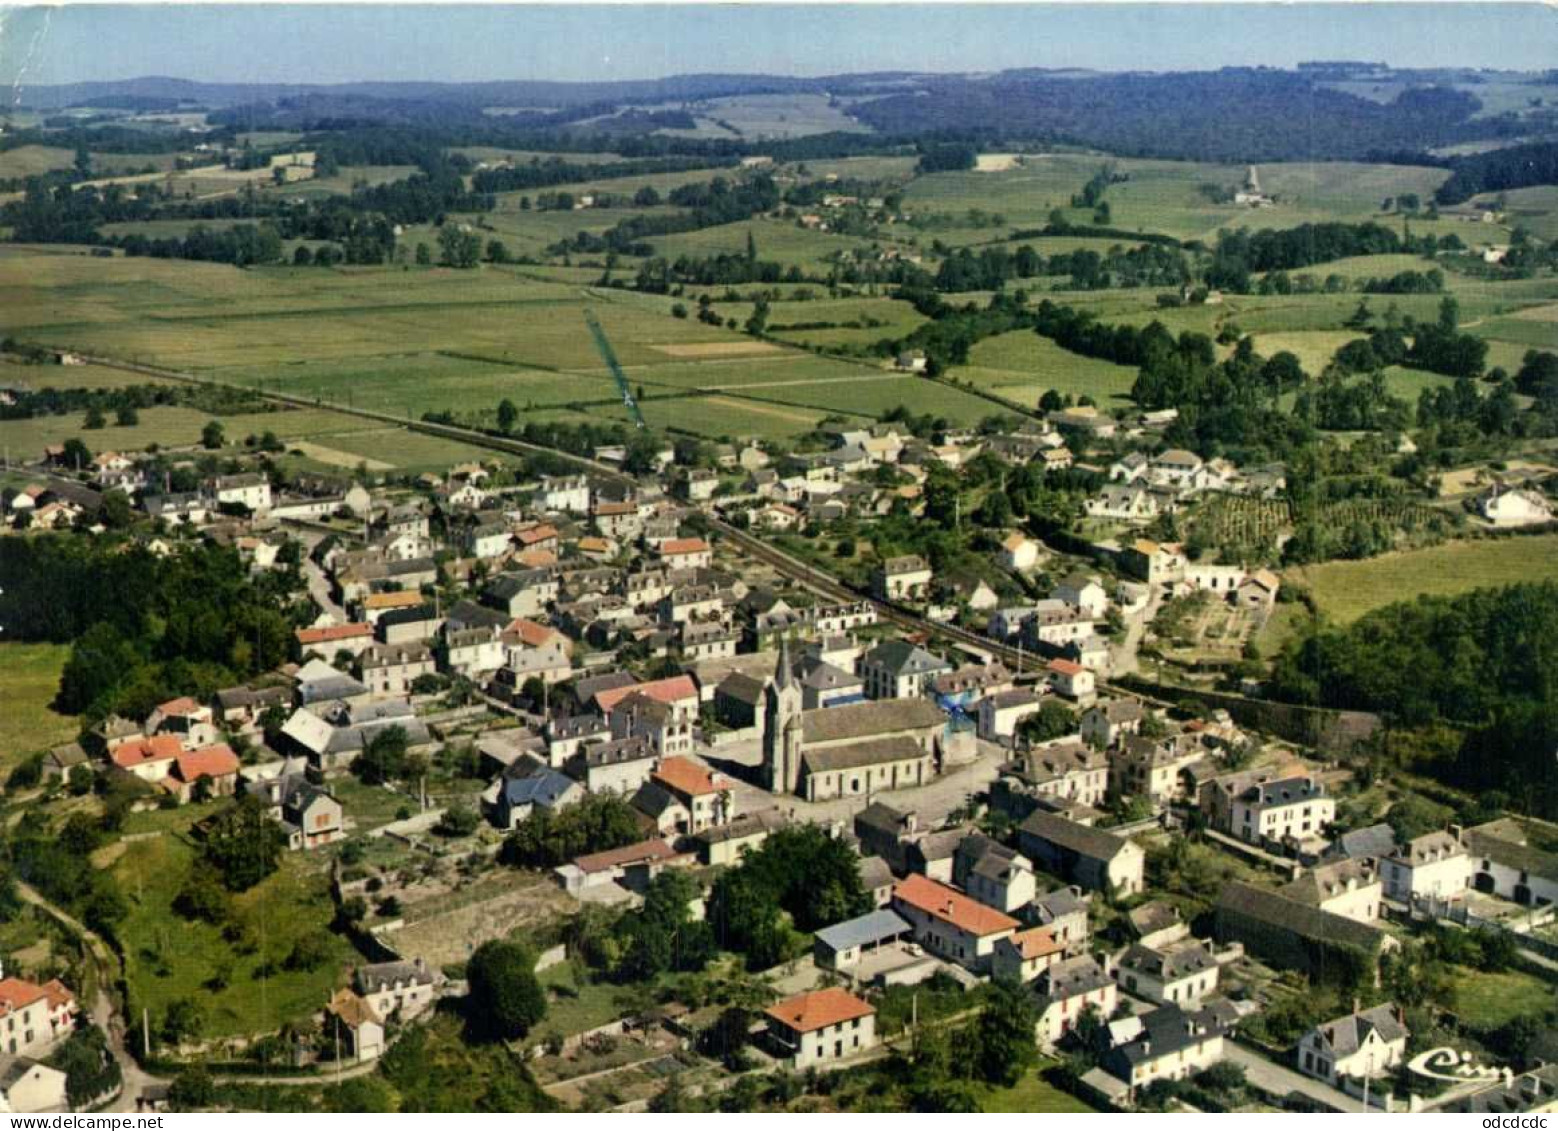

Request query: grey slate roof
[
  {"left": 1312, "top": 1003, "right": 1407, "bottom": 1057},
  {"left": 803, "top": 736, "right": 928, "bottom": 774},
  {"left": 801, "top": 698, "right": 945, "bottom": 745},
  {"left": 501, "top": 769, "right": 578, "bottom": 809},
  {"left": 1020, "top": 810, "right": 1134, "bottom": 862},
  {"left": 863, "top": 639, "right": 950, "bottom": 678}
]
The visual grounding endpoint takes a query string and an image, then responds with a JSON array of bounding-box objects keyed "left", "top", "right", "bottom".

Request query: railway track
[{"left": 55, "top": 351, "right": 637, "bottom": 485}]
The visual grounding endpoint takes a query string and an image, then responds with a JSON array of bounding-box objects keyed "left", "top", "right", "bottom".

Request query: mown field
[
  {"left": 954, "top": 329, "right": 1139, "bottom": 405},
  {"left": 1288, "top": 534, "right": 1558, "bottom": 624},
  {"left": 0, "top": 643, "right": 76, "bottom": 773}
]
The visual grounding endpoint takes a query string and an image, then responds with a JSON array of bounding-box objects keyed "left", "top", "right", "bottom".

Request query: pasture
[{"left": 107, "top": 821, "right": 354, "bottom": 1042}]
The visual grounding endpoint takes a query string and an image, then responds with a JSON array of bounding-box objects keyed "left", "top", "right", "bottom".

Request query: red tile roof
[
  {"left": 110, "top": 734, "right": 184, "bottom": 770},
  {"left": 169, "top": 743, "right": 240, "bottom": 784},
  {"left": 154, "top": 696, "right": 203, "bottom": 717},
  {"left": 765, "top": 987, "right": 874, "bottom": 1034},
  {"left": 0, "top": 976, "right": 74, "bottom": 1018},
  {"left": 574, "top": 837, "right": 678, "bottom": 874},
  {"left": 1010, "top": 926, "right": 1063, "bottom": 960},
  {"left": 515, "top": 524, "right": 559, "bottom": 545},
  {"left": 652, "top": 756, "right": 722, "bottom": 798},
  {"left": 595, "top": 675, "right": 698, "bottom": 715},
  {"left": 893, "top": 873, "right": 1021, "bottom": 938},
  {"left": 658, "top": 537, "right": 711, "bottom": 556},
  {"left": 506, "top": 619, "right": 562, "bottom": 649},
  {"left": 1047, "top": 658, "right": 1086, "bottom": 677},
  {"left": 296, "top": 623, "right": 373, "bottom": 645}
]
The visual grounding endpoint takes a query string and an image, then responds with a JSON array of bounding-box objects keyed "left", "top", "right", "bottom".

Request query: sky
[{"left": 4, "top": 3, "right": 1558, "bottom": 87}]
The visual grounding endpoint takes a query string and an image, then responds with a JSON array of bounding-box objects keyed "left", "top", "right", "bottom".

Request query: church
[{"left": 764, "top": 641, "right": 946, "bottom": 802}]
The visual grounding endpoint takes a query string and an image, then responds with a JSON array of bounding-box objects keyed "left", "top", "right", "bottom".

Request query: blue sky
[{"left": 6, "top": 4, "right": 1558, "bottom": 86}]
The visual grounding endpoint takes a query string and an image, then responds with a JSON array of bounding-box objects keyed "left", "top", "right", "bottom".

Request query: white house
[
  {"left": 764, "top": 988, "right": 877, "bottom": 1068},
  {"left": 1381, "top": 830, "right": 1471, "bottom": 903},
  {"left": 1298, "top": 1004, "right": 1408, "bottom": 1087}
]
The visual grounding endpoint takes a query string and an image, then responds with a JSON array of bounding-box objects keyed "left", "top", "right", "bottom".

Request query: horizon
[{"left": 4, "top": 4, "right": 1558, "bottom": 88}]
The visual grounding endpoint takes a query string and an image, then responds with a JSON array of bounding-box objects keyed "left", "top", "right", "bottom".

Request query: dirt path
[{"left": 17, "top": 882, "right": 166, "bottom": 1112}]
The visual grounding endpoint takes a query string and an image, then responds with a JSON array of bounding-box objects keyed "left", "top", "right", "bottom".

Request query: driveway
[{"left": 1224, "top": 1041, "right": 1369, "bottom": 1112}]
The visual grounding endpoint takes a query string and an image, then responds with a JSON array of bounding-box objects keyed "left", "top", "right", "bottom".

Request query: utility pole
[{"left": 142, "top": 1008, "right": 150, "bottom": 1059}]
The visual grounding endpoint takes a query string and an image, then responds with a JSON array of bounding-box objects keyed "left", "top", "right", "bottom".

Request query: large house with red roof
[
  {"left": 643, "top": 756, "right": 734, "bottom": 834},
  {"left": 655, "top": 537, "right": 712, "bottom": 570},
  {"left": 763, "top": 987, "right": 877, "bottom": 1068},
  {"left": 111, "top": 736, "right": 240, "bottom": 803},
  {"left": 0, "top": 977, "right": 78, "bottom": 1057},
  {"left": 890, "top": 873, "right": 1020, "bottom": 973},
  {"left": 592, "top": 675, "right": 699, "bottom": 722}
]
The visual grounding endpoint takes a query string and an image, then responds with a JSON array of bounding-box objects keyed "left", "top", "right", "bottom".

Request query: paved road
[
  {"left": 1224, "top": 1041, "right": 1369, "bottom": 1112},
  {"left": 302, "top": 555, "right": 348, "bottom": 624},
  {"left": 1109, "top": 587, "right": 1164, "bottom": 678}
]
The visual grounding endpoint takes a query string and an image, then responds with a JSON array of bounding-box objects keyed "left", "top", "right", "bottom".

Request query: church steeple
[{"left": 764, "top": 635, "right": 803, "bottom": 794}]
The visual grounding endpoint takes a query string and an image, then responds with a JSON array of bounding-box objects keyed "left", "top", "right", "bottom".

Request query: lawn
[
  {"left": 1287, "top": 534, "right": 1558, "bottom": 624},
  {"left": 109, "top": 821, "right": 356, "bottom": 1043},
  {"left": 973, "top": 1063, "right": 1099, "bottom": 1113},
  {"left": 1452, "top": 967, "right": 1558, "bottom": 1031},
  {"left": 0, "top": 643, "right": 76, "bottom": 773},
  {"left": 533, "top": 964, "right": 628, "bottom": 1042}
]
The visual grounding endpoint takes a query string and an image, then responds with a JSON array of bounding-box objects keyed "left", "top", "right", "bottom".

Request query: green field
[
  {"left": 974, "top": 1065, "right": 1099, "bottom": 1113},
  {"left": 108, "top": 821, "right": 355, "bottom": 1042},
  {"left": 955, "top": 329, "right": 1139, "bottom": 404},
  {"left": 1288, "top": 534, "right": 1558, "bottom": 624},
  {"left": 1451, "top": 967, "right": 1558, "bottom": 1030},
  {"left": 0, "top": 643, "right": 76, "bottom": 773}
]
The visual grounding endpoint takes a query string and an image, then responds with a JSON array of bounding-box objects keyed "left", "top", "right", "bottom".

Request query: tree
[
  {"left": 974, "top": 979, "right": 1038, "bottom": 1086},
  {"left": 354, "top": 725, "right": 410, "bottom": 785},
  {"left": 435, "top": 804, "right": 480, "bottom": 837},
  {"left": 83, "top": 406, "right": 105, "bottom": 430},
  {"left": 486, "top": 239, "right": 510, "bottom": 264},
  {"left": 438, "top": 225, "right": 481, "bottom": 268},
  {"left": 201, "top": 420, "right": 225, "bottom": 450},
  {"left": 1018, "top": 700, "right": 1078, "bottom": 744},
  {"left": 465, "top": 940, "right": 547, "bottom": 1041},
  {"left": 744, "top": 296, "right": 770, "bottom": 337},
  {"left": 496, "top": 398, "right": 519, "bottom": 434},
  {"left": 414, "top": 242, "right": 431, "bottom": 265},
  {"left": 161, "top": 997, "right": 208, "bottom": 1047},
  {"left": 115, "top": 404, "right": 139, "bottom": 427},
  {"left": 168, "top": 1065, "right": 215, "bottom": 1110},
  {"left": 202, "top": 795, "right": 286, "bottom": 891}
]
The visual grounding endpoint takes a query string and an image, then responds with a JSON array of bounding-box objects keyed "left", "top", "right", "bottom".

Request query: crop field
[
  {"left": 955, "top": 328, "right": 1139, "bottom": 403},
  {"left": 1287, "top": 533, "right": 1558, "bottom": 624},
  {"left": 0, "top": 246, "right": 1000, "bottom": 441}
]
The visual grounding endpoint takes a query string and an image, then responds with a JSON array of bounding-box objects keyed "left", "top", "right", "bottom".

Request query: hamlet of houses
[{"left": 4, "top": 407, "right": 1555, "bottom": 1117}]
